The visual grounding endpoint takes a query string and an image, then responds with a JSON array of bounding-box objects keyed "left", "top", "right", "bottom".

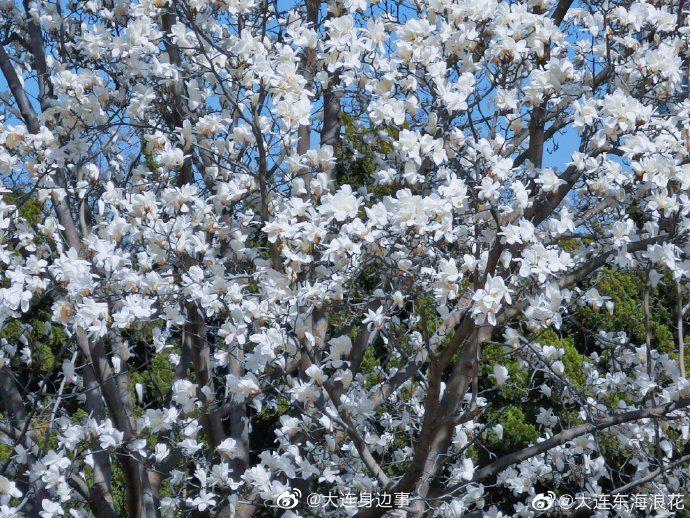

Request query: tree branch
[{"left": 471, "top": 397, "right": 690, "bottom": 482}]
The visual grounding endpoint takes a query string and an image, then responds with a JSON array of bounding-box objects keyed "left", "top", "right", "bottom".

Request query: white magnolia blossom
[{"left": 0, "top": 0, "right": 690, "bottom": 515}]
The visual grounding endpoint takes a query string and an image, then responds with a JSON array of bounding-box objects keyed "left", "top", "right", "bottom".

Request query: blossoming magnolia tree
[{"left": 1, "top": 0, "right": 690, "bottom": 514}]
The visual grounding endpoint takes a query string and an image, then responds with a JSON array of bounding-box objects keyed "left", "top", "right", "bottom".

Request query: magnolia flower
[
  {"left": 243, "top": 465, "right": 272, "bottom": 490},
  {"left": 328, "top": 335, "right": 352, "bottom": 361},
  {"left": 217, "top": 438, "right": 240, "bottom": 459},
  {"left": 369, "top": 97, "right": 406, "bottom": 125},
  {"left": 392, "top": 291, "right": 405, "bottom": 308},
  {"left": 305, "top": 364, "right": 328, "bottom": 384},
  {"left": 158, "top": 147, "right": 185, "bottom": 169},
  {"left": 98, "top": 420, "right": 124, "bottom": 450},
  {"left": 135, "top": 383, "right": 144, "bottom": 404},
  {"left": 535, "top": 168, "right": 566, "bottom": 193},
  {"left": 492, "top": 365, "right": 509, "bottom": 387},
  {"left": 153, "top": 444, "right": 170, "bottom": 463},
  {"left": 322, "top": 185, "right": 360, "bottom": 222},
  {"left": 457, "top": 458, "right": 475, "bottom": 481},
  {"left": 187, "top": 490, "right": 216, "bottom": 512},
  {"left": 363, "top": 306, "right": 388, "bottom": 331},
  {"left": 436, "top": 258, "right": 462, "bottom": 301},
  {"left": 472, "top": 275, "right": 513, "bottom": 326},
  {"left": 172, "top": 379, "right": 198, "bottom": 413},
  {"left": 0, "top": 477, "right": 21, "bottom": 499},
  {"left": 61, "top": 359, "right": 76, "bottom": 385},
  {"left": 39, "top": 500, "right": 63, "bottom": 518},
  {"left": 477, "top": 177, "right": 501, "bottom": 203}
]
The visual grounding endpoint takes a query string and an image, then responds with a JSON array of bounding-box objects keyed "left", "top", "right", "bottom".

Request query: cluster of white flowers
[{"left": 1, "top": 0, "right": 690, "bottom": 515}]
